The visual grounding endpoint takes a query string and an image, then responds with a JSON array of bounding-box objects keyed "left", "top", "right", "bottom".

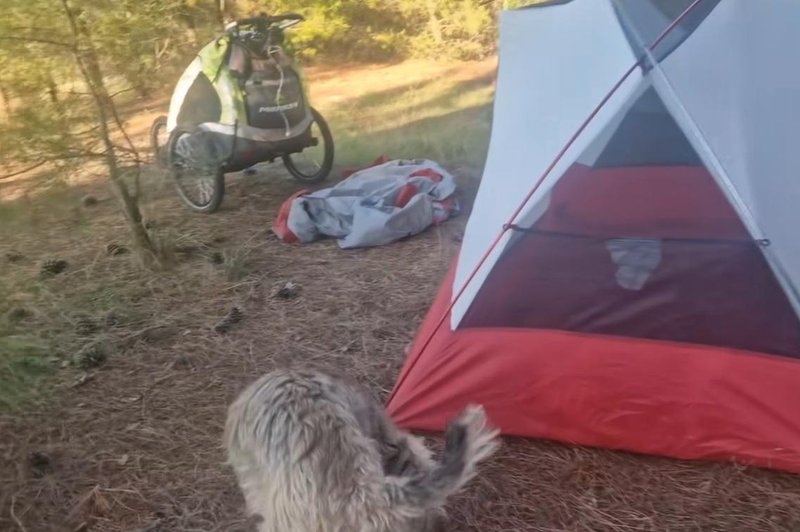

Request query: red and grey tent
[{"left": 386, "top": 0, "right": 800, "bottom": 473}]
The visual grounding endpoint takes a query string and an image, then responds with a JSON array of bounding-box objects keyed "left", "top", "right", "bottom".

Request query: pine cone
[
  {"left": 40, "top": 259, "right": 68, "bottom": 277},
  {"left": 213, "top": 306, "right": 243, "bottom": 334},
  {"left": 5, "top": 251, "right": 24, "bottom": 263},
  {"left": 6, "top": 307, "right": 31, "bottom": 322},
  {"left": 75, "top": 317, "right": 98, "bottom": 336},
  {"left": 105, "top": 243, "right": 130, "bottom": 256},
  {"left": 28, "top": 451, "right": 52, "bottom": 478},
  {"left": 273, "top": 281, "right": 300, "bottom": 300},
  {"left": 103, "top": 311, "right": 122, "bottom": 327},
  {"left": 72, "top": 344, "right": 106, "bottom": 369},
  {"left": 82, "top": 195, "right": 99, "bottom": 207}
]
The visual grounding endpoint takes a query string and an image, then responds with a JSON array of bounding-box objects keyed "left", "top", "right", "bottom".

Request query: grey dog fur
[{"left": 224, "top": 369, "right": 499, "bottom": 532}]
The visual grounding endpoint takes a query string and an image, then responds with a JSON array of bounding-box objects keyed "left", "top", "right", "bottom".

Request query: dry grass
[
  {"left": 0, "top": 168, "right": 461, "bottom": 531},
  {"left": 2, "top": 59, "right": 800, "bottom": 532}
]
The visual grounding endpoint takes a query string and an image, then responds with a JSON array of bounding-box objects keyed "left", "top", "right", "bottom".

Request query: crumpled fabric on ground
[{"left": 273, "top": 159, "right": 459, "bottom": 249}]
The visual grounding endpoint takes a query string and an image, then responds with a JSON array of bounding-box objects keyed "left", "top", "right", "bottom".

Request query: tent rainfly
[{"left": 386, "top": 0, "right": 800, "bottom": 473}]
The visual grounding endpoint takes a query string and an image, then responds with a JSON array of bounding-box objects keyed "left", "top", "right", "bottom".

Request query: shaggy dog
[{"left": 224, "top": 369, "right": 499, "bottom": 532}]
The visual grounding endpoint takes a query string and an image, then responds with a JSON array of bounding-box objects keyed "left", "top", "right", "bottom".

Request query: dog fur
[{"left": 224, "top": 369, "right": 499, "bottom": 532}]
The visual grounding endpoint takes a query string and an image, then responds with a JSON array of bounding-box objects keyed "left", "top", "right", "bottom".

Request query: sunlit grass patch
[{"left": 319, "top": 66, "right": 495, "bottom": 169}]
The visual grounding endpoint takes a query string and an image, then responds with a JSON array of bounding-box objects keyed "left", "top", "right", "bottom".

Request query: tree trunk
[
  {"left": 215, "top": 0, "right": 227, "bottom": 28},
  {"left": 426, "top": 0, "right": 444, "bottom": 44},
  {"left": 178, "top": 9, "right": 200, "bottom": 48},
  {"left": 0, "top": 84, "right": 11, "bottom": 118},
  {"left": 46, "top": 75, "right": 59, "bottom": 106},
  {"left": 61, "top": 0, "right": 161, "bottom": 267},
  {"left": 131, "top": 66, "right": 152, "bottom": 99}
]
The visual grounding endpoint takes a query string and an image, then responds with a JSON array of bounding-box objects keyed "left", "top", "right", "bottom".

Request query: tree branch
[
  {"left": 0, "top": 35, "right": 75, "bottom": 49},
  {"left": 0, "top": 160, "right": 48, "bottom": 180},
  {"left": 109, "top": 87, "right": 137, "bottom": 99},
  {"left": 65, "top": 87, "right": 134, "bottom": 98},
  {"left": 0, "top": 152, "right": 107, "bottom": 180}
]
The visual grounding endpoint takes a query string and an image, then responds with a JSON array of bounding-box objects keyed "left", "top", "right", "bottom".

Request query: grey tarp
[{"left": 274, "top": 159, "right": 458, "bottom": 249}]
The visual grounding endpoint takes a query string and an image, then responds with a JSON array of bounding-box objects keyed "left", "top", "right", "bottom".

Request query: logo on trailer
[{"left": 259, "top": 102, "right": 299, "bottom": 113}]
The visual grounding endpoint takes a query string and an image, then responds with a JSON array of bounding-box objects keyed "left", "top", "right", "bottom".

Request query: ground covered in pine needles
[{"left": 2, "top": 59, "right": 800, "bottom": 532}]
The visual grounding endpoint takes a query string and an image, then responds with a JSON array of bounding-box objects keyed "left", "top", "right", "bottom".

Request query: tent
[{"left": 386, "top": 0, "right": 800, "bottom": 473}]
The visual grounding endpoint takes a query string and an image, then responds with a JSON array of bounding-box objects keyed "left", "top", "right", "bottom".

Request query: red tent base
[{"left": 387, "top": 263, "right": 800, "bottom": 474}]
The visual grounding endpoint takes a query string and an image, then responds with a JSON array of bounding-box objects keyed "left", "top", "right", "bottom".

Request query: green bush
[
  {"left": 225, "top": 0, "right": 499, "bottom": 62},
  {"left": 1, "top": 0, "right": 506, "bottom": 142}
]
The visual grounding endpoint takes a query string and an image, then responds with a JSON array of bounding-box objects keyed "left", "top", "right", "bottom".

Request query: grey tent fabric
[{"left": 278, "top": 159, "right": 458, "bottom": 249}]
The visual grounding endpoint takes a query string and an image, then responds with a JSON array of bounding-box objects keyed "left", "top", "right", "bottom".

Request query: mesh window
[
  {"left": 461, "top": 88, "right": 800, "bottom": 358},
  {"left": 591, "top": 87, "right": 701, "bottom": 167}
]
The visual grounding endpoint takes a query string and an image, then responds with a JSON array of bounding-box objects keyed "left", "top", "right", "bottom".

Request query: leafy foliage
[
  {"left": 1, "top": 1, "right": 506, "bottom": 121},
  {"left": 0, "top": 0, "right": 508, "bottom": 173},
  {"left": 1, "top": 0, "right": 161, "bottom": 262},
  {"left": 211, "top": 0, "right": 501, "bottom": 61},
  {"left": 0, "top": 0, "right": 508, "bottom": 181}
]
